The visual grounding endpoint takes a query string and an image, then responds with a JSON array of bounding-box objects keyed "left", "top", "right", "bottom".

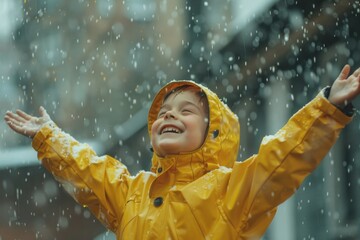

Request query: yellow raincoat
[{"left": 32, "top": 81, "right": 352, "bottom": 239}]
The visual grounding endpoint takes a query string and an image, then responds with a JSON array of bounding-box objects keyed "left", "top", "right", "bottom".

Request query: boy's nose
[{"left": 164, "top": 110, "right": 176, "bottom": 119}]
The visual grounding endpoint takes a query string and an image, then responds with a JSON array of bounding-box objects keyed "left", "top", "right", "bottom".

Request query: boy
[{"left": 4, "top": 64, "right": 360, "bottom": 239}]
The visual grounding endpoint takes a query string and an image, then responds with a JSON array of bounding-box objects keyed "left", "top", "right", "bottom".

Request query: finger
[
  {"left": 338, "top": 64, "right": 351, "bottom": 81},
  {"left": 6, "top": 111, "right": 27, "bottom": 123},
  {"left": 5, "top": 118, "right": 35, "bottom": 137},
  {"left": 4, "top": 115, "right": 12, "bottom": 124},
  {"left": 6, "top": 119, "right": 25, "bottom": 134},
  {"left": 16, "top": 109, "right": 33, "bottom": 120},
  {"left": 352, "top": 67, "right": 360, "bottom": 78},
  {"left": 39, "top": 106, "right": 49, "bottom": 117},
  {"left": 4, "top": 111, "right": 13, "bottom": 120}
]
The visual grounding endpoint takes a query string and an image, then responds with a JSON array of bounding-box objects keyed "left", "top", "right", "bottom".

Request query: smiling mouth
[{"left": 161, "top": 127, "right": 182, "bottom": 135}]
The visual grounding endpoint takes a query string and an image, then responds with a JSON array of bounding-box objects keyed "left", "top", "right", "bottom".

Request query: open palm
[
  {"left": 4, "top": 106, "right": 52, "bottom": 138},
  {"left": 329, "top": 65, "right": 360, "bottom": 107}
]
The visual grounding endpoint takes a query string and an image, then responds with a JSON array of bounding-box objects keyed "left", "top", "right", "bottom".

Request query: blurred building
[{"left": 0, "top": 0, "right": 359, "bottom": 239}]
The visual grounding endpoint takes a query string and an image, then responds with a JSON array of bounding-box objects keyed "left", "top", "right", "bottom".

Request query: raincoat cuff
[
  {"left": 323, "top": 86, "right": 355, "bottom": 117},
  {"left": 32, "top": 122, "right": 57, "bottom": 151},
  {"left": 317, "top": 88, "right": 353, "bottom": 125}
]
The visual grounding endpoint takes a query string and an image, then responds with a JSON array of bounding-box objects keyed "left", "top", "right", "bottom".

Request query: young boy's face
[{"left": 151, "top": 88, "right": 209, "bottom": 157}]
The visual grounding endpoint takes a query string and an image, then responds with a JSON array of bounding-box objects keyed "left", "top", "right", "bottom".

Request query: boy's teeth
[{"left": 162, "top": 127, "right": 180, "bottom": 134}]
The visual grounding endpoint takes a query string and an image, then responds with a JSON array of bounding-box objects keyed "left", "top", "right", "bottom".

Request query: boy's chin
[{"left": 155, "top": 143, "right": 182, "bottom": 157}]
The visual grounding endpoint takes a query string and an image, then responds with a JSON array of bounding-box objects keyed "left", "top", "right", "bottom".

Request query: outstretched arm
[
  {"left": 225, "top": 65, "right": 357, "bottom": 237},
  {"left": 4, "top": 106, "right": 52, "bottom": 138},
  {"left": 4, "top": 106, "right": 129, "bottom": 232},
  {"left": 329, "top": 64, "right": 360, "bottom": 108}
]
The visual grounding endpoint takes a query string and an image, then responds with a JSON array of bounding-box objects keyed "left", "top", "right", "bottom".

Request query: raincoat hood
[{"left": 148, "top": 80, "right": 240, "bottom": 173}]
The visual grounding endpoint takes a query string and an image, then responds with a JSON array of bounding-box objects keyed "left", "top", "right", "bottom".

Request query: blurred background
[{"left": 0, "top": 0, "right": 360, "bottom": 239}]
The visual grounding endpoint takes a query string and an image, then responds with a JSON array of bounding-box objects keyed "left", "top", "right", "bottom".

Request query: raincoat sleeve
[
  {"left": 31, "top": 122, "right": 130, "bottom": 232},
  {"left": 224, "top": 89, "right": 353, "bottom": 237}
]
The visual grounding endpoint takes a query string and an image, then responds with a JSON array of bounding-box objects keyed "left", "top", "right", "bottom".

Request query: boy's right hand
[{"left": 4, "top": 106, "right": 52, "bottom": 138}]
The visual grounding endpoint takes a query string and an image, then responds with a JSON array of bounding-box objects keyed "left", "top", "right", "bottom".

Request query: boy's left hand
[{"left": 329, "top": 64, "right": 360, "bottom": 108}]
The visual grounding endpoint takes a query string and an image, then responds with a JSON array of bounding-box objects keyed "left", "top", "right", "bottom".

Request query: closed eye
[
  {"left": 157, "top": 111, "right": 166, "bottom": 118},
  {"left": 157, "top": 106, "right": 169, "bottom": 118},
  {"left": 180, "top": 101, "right": 202, "bottom": 114},
  {"left": 181, "top": 108, "right": 198, "bottom": 115}
]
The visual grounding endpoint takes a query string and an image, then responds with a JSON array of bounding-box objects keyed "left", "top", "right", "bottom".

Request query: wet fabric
[{"left": 32, "top": 81, "right": 352, "bottom": 239}]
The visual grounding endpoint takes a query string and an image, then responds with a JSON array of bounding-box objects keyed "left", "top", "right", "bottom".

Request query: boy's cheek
[
  {"left": 150, "top": 126, "right": 159, "bottom": 147},
  {"left": 150, "top": 134, "right": 157, "bottom": 146},
  {"left": 151, "top": 125, "right": 159, "bottom": 138}
]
